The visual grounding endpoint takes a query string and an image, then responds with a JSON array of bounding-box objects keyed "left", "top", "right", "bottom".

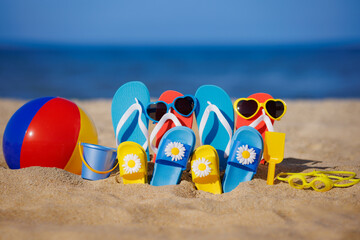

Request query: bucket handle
[{"left": 78, "top": 142, "right": 119, "bottom": 174}]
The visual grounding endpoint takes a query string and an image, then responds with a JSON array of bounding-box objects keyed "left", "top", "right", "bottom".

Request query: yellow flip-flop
[
  {"left": 118, "top": 141, "right": 148, "bottom": 184},
  {"left": 191, "top": 145, "right": 222, "bottom": 194}
]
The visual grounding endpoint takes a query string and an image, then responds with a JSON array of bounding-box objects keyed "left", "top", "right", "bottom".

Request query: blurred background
[{"left": 0, "top": 0, "right": 359, "bottom": 99}]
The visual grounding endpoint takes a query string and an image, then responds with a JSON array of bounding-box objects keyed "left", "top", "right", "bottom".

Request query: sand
[{"left": 0, "top": 98, "right": 359, "bottom": 240}]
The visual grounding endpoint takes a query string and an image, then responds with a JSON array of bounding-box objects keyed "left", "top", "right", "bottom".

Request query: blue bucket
[{"left": 79, "top": 142, "right": 118, "bottom": 181}]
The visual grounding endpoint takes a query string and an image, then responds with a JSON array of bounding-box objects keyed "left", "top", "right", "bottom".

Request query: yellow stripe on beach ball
[{"left": 64, "top": 107, "right": 98, "bottom": 175}]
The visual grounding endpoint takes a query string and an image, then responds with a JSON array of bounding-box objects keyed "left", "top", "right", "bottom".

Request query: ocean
[{"left": 0, "top": 46, "right": 359, "bottom": 99}]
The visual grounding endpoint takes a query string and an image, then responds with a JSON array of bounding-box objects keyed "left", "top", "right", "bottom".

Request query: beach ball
[{"left": 2, "top": 97, "right": 98, "bottom": 175}]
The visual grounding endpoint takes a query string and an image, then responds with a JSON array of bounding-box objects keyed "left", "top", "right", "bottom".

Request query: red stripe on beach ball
[{"left": 20, "top": 97, "right": 81, "bottom": 168}]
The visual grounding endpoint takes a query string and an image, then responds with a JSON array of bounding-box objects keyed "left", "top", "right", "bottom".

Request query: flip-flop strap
[
  {"left": 191, "top": 159, "right": 219, "bottom": 179},
  {"left": 249, "top": 109, "right": 275, "bottom": 132},
  {"left": 149, "top": 112, "right": 182, "bottom": 154},
  {"left": 227, "top": 141, "right": 262, "bottom": 172},
  {"left": 155, "top": 139, "right": 192, "bottom": 169},
  {"left": 198, "top": 101, "right": 232, "bottom": 158},
  {"left": 115, "top": 98, "right": 149, "bottom": 150}
]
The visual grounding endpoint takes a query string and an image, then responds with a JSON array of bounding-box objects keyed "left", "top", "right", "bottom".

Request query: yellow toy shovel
[{"left": 263, "top": 131, "right": 286, "bottom": 185}]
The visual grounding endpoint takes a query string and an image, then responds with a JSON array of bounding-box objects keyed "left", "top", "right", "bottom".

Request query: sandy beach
[{"left": 0, "top": 98, "right": 359, "bottom": 240}]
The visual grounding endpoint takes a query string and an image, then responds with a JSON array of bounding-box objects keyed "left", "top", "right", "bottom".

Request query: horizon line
[{"left": 1, "top": 39, "right": 360, "bottom": 50}]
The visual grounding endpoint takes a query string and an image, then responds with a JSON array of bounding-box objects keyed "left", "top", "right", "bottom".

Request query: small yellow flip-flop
[
  {"left": 191, "top": 145, "right": 222, "bottom": 194},
  {"left": 118, "top": 141, "right": 148, "bottom": 184}
]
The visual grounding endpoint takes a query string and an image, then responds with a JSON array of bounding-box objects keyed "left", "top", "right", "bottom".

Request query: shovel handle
[{"left": 267, "top": 162, "right": 276, "bottom": 185}]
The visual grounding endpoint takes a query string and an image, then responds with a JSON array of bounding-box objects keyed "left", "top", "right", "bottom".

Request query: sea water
[{"left": 0, "top": 46, "right": 359, "bottom": 99}]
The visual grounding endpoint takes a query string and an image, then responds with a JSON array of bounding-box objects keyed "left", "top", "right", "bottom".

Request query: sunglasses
[
  {"left": 145, "top": 95, "right": 197, "bottom": 123},
  {"left": 233, "top": 98, "right": 287, "bottom": 120}
]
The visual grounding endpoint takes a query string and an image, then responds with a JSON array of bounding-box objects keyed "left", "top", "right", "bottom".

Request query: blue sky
[{"left": 0, "top": 0, "right": 360, "bottom": 45}]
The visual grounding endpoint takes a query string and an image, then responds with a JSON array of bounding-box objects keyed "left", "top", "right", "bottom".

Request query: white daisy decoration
[
  {"left": 192, "top": 158, "right": 211, "bottom": 178},
  {"left": 164, "top": 141, "right": 186, "bottom": 161},
  {"left": 236, "top": 145, "right": 256, "bottom": 165},
  {"left": 122, "top": 153, "right": 141, "bottom": 174}
]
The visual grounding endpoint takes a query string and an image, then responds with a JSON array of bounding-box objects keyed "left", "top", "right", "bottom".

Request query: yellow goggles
[
  {"left": 233, "top": 98, "right": 287, "bottom": 120},
  {"left": 276, "top": 171, "right": 360, "bottom": 192}
]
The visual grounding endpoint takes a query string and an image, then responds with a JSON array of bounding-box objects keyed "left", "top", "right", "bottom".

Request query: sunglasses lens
[
  {"left": 174, "top": 96, "right": 195, "bottom": 116},
  {"left": 236, "top": 99, "right": 258, "bottom": 118},
  {"left": 146, "top": 102, "right": 167, "bottom": 121},
  {"left": 265, "top": 100, "right": 285, "bottom": 119}
]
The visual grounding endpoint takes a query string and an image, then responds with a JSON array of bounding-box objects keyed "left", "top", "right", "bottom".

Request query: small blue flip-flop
[
  {"left": 222, "top": 126, "right": 263, "bottom": 193},
  {"left": 111, "top": 81, "right": 150, "bottom": 155},
  {"left": 195, "top": 85, "right": 234, "bottom": 171},
  {"left": 150, "top": 126, "right": 196, "bottom": 186}
]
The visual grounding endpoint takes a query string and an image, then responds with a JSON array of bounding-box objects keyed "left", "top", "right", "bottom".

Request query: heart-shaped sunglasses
[
  {"left": 145, "top": 95, "right": 197, "bottom": 123},
  {"left": 233, "top": 98, "right": 287, "bottom": 120}
]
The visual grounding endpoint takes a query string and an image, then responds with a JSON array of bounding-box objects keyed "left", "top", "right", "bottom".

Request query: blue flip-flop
[
  {"left": 111, "top": 81, "right": 150, "bottom": 155},
  {"left": 195, "top": 85, "right": 234, "bottom": 171},
  {"left": 222, "top": 126, "right": 263, "bottom": 193},
  {"left": 150, "top": 126, "right": 196, "bottom": 186}
]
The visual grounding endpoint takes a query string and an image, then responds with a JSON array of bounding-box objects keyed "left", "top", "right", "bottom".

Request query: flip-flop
[
  {"left": 111, "top": 81, "right": 150, "bottom": 155},
  {"left": 191, "top": 145, "right": 222, "bottom": 194},
  {"left": 235, "top": 93, "right": 275, "bottom": 139},
  {"left": 150, "top": 126, "right": 196, "bottom": 186},
  {"left": 222, "top": 126, "right": 263, "bottom": 193},
  {"left": 118, "top": 141, "right": 148, "bottom": 184},
  {"left": 195, "top": 85, "right": 234, "bottom": 171},
  {"left": 152, "top": 90, "right": 194, "bottom": 162}
]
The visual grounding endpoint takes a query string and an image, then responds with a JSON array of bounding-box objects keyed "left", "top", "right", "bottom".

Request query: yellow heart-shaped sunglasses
[{"left": 233, "top": 98, "right": 287, "bottom": 120}]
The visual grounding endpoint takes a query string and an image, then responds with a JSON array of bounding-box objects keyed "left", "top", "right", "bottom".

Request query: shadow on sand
[{"left": 255, "top": 157, "right": 330, "bottom": 184}]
